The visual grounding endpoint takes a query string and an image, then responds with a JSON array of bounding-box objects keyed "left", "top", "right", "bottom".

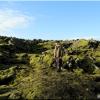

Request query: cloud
[{"left": 0, "top": 8, "right": 33, "bottom": 33}]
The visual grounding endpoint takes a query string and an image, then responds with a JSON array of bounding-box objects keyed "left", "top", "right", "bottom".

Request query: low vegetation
[{"left": 0, "top": 36, "right": 100, "bottom": 99}]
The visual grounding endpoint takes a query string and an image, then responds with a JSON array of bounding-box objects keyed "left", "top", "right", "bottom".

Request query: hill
[{"left": 0, "top": 36, "right": 100, "bottom": 99}]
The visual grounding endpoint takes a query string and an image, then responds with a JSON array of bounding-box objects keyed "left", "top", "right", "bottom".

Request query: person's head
[{"left": 55, "top": 41, "right": 60, "bottom": 46}]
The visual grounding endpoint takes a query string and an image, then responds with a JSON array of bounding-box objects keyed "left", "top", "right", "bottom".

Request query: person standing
[{"left": 53, "top": 41, "right": 65, "bottom": 72}]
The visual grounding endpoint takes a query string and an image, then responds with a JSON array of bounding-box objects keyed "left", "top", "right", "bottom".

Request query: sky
[{"left": 0, "top": 1, "right": 100, "bottom": 40}]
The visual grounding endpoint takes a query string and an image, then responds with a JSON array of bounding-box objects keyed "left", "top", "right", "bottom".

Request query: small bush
[
  {"left": 73, "top": 68, "right": 83, "bottom": 76},
  {"left": 9, "top": 90, "right": 22, "bottom": 99},
  {"left": 43, "top": 54, "right": 53, "bottom": 67},
  {"left": 93, "top": 69, "right": 100, "bottom": 75},
  {"left": 29, "top": 54, "right": 40, "bottom": 66},
  {"left": 94, "top": 51, "right": 100, "bottom": 57}
]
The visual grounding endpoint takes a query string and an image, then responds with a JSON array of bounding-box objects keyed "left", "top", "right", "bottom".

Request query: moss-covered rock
[{"left": 0, "top": 36, "right": 100, "bottom": 99}]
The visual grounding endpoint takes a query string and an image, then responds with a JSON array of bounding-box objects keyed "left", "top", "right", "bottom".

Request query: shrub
[
  {"left": 73, "top": 68, "right": 83, "bottom": 76},
  {"left": 29, "top": 54, "right": 40, "bottom": 66},
  {"left": 43, "top": 54, "right": 53, "bottom": 67},
  {"left": 94, "top": 51, "right": 100, "bottom": 57},
  {"left": 93, "top": 69, "right": 100, "bottom": 76},
  {"left": 8, "top": 90, "right": 22, "bottom": 99},
  {"left": 15, "top": 53, "right": 29, "bottom": 64}
]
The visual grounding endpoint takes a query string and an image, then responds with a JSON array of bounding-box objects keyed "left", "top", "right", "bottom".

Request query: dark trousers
[{"left": 51, "top": 57, "right": 62, "bottom": 71}]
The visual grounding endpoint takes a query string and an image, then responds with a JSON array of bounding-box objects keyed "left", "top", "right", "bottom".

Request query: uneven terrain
[{"left": 0, "top": 36, "right": 100, "bottom": 99}]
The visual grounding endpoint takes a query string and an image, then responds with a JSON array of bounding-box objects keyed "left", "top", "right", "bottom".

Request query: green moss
[
  {"left": 73, "top": 68, "right": 83, "bottom": 76},
  {"left": 62, "top": 54, "right": 69, "bottom": 63},
  {"left": 15, "top": 53, "right": 29, "bottom": 64},
  {"left": 96, "top": 57, "right": 100, "bottom": 63},
  {"left": 0, "top": 67, "right": 15, "bottom": 81},
  {"left": 94, "top": 51, "right": 100, "bottom": 57},
  {"left": 8, "top": 90, "right": 21, "bottom": 99},
  {"left": 29, "top": 54, "right": 40, "bottom": 66},
  {"left": 93, "top": 69, "right": 100, "bottom": 75},
  {"left": 0, "top": 92, "right": 11, "bottom": 99},
  {"left": 43, "top": 54, "right": 53, "bottom": 67},
  {"left": 72, "top": 39, "right": 89, "bottom": 49},
  {"left": 0, "top": 36, "right": 100, "bottom": 99},
  {"left": 39, "top": 41, "right": 54, "bottom": 50}
]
